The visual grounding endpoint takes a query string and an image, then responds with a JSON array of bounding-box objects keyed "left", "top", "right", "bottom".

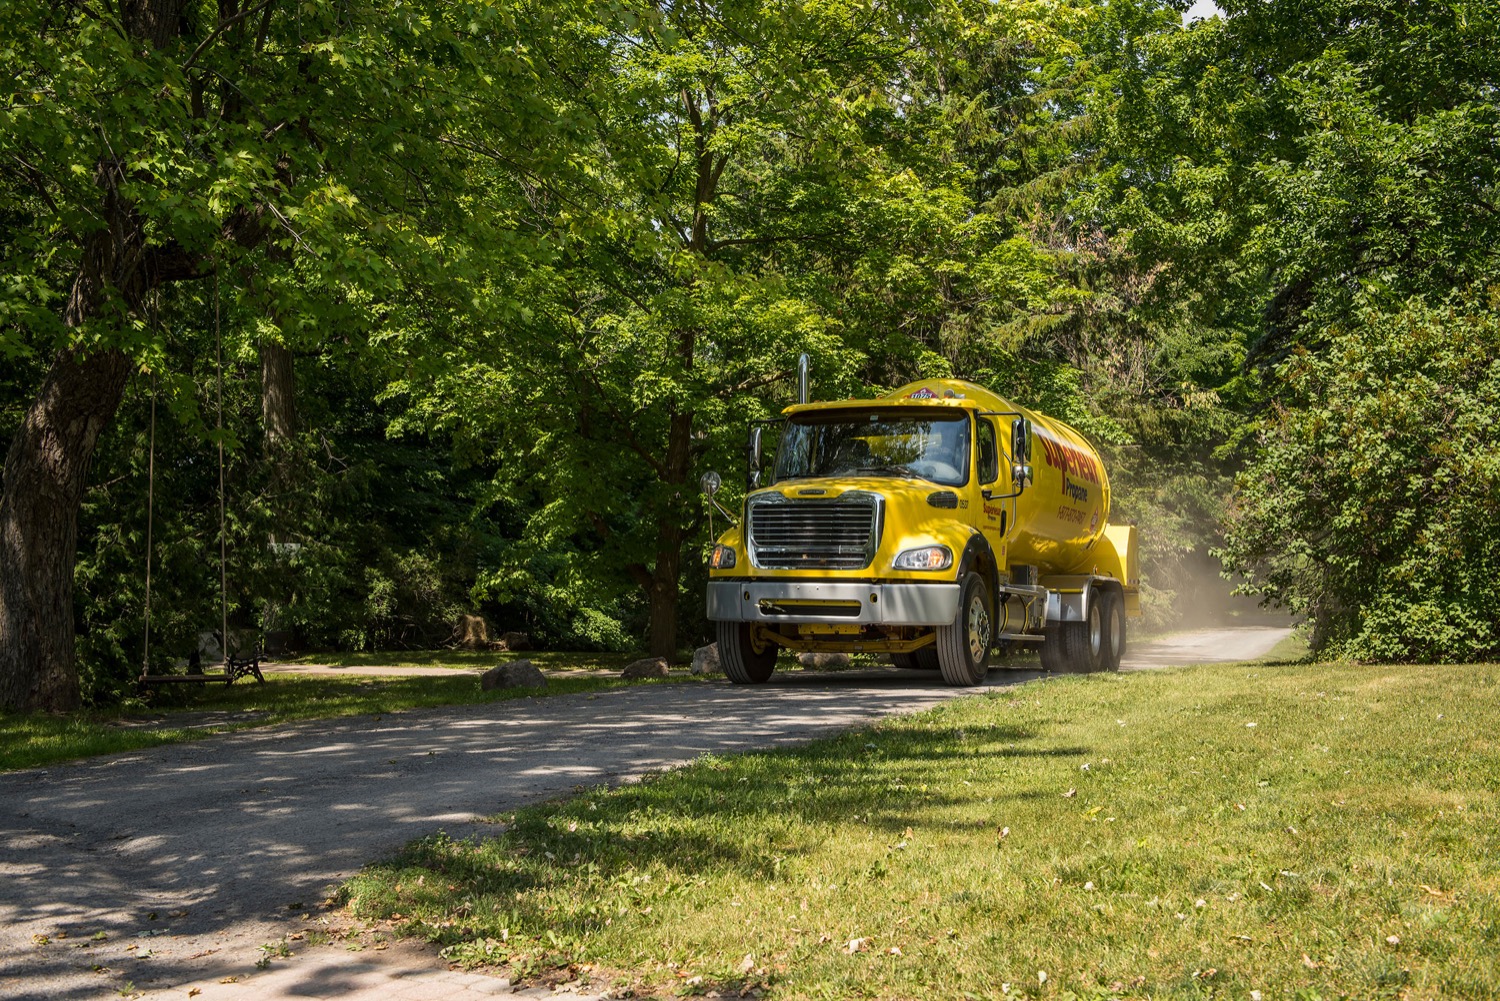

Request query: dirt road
[{"left": 0, "top": 626, "right": 1290, "bottom": 1000}]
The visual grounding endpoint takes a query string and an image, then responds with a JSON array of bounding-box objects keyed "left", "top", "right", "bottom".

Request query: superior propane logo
[{"left": 1035, "top": 426, "right": 1101, "bottom": 503}]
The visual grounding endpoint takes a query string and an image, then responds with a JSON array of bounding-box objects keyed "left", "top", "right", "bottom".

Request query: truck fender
[
  {"left": 955, "top": 532, "right": 1000, "bottom": 617},
  {"left": 1041, "top": 575, "right": 1123, "bottom": 624}
]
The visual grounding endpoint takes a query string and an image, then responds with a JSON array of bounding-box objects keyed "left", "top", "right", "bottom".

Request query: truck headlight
[
  {"left": 710, "top": 544, "right": 737, "bottom": 570},
  {"left": 893, "top": 545, "right": 953, "bottom": 571}
]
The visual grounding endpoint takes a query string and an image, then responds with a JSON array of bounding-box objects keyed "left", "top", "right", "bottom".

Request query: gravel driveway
[{"left": 0, "top": 626, "right": 1291, "bottom": 1000}]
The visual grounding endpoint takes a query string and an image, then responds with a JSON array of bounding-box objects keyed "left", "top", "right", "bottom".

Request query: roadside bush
[{"left": 1219, "top": 300, "right": 1500, "bottom": 661}]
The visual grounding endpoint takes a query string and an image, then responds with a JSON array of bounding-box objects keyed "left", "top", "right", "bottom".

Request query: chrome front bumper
[{"left": 707, "top": 580, "right": 961, "bottom": 626}]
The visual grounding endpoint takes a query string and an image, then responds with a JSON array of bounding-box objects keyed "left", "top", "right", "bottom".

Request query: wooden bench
[{"left": 139, "top": 652, "right": 266, "bottom": 687}]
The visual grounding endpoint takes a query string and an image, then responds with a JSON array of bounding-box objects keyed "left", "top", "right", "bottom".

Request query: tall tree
[
  {"left": 390, "top": 0, "right": 1089, "bottom": 658},
  {"left": 0, "top": 0, "right": 569, "bottom": 709}
]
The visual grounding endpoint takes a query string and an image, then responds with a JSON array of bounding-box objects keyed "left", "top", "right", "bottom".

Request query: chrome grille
[{"left": 748, "top": 496, "right": 879, "bottom": 569}]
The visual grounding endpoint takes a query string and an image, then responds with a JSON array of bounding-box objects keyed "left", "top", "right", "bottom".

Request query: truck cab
[{"left": 704, "top": 374, "right": 1139, "bottom": 686}]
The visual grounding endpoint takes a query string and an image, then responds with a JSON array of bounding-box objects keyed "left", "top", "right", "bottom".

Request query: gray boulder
[
  {"left": 480, "top": 660, "right": 547, "bottom": 691},
  {"left": 691, "top": 643, "right": 721, "bottom": 675},
  {"left": 621, "top": 656, "right": 670, "bottom": 680},
  {"left": 797, "top": 651, "right": 852, "bottom": 669}
]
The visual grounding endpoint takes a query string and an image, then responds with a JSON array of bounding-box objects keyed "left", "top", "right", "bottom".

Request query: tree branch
[{"left": 182, "top": 0, "right": 277, "bottom": 71}]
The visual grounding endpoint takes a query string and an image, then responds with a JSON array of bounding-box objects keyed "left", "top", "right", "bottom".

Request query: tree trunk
[
  {"left": 646, "top": 561, "right": 680, "bottom": 660},
  {"left": 260, "top": 340, "right": 297, "bottom": 448},
  {"left": 644, "top": 408, "right": 694, "bottom": 660},
  {"left": 0, "top": 348, "right": 133, "bottom": 711}
]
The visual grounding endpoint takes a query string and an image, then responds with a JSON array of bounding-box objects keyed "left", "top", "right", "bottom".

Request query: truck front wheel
[
  {"left": 936, "top": 573, "right": 991, "bottom": 687},
  {"left": 718, "top": 621, "right": 777, "bottom": 684}
]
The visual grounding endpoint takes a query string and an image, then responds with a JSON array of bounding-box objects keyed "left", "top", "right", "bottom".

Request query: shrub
[{"left": 1219, "top": 300, "right": 1500, "bottom": 661}]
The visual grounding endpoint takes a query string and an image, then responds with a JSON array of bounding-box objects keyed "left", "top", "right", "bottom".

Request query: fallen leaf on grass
[
  {"left": 1302, "top": 954, "right": 1320, "bottom": 969},
  {"left": 1419, "top": 884, "right": 1446, "bottom": 896},
  {"left": 844, "top": 937, "right": 869, "bottom": 954},
  {"left": 1062, "top": 789, "right": 1076, "bottom": 799}
]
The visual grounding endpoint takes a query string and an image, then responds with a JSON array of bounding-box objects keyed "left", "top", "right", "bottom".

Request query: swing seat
[{"left": 139, "top": 652, "right": 266, "bottom": 687}]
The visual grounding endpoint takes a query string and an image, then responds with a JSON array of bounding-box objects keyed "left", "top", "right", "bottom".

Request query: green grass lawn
[
  {"left": 343, "top": 659, "right": 1500, "bottom": 1000},
  {"left": 0, "top": 664, "right": 670, "bottom": 772}
]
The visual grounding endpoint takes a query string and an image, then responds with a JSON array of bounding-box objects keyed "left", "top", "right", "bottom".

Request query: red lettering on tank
[{"left": 1036, "top": 428, "right": 1101, "bottom": 486}]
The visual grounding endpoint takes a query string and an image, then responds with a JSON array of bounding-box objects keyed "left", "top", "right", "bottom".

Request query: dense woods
[{"left": 3, "top": 0, "right": 1497, "bottom": 710}]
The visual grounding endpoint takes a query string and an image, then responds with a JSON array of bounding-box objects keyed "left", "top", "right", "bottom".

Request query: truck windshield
[{"left": 773, "top": 410, "right": 971, "bottom": 487}]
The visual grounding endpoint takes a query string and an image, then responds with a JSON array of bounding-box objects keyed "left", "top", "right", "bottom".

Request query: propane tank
[{"left": 1005, "top": 407, "right": 1111, "bottom": 576}]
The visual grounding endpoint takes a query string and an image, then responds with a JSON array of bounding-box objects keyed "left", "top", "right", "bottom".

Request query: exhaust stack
[{"left": 797, "top": 352, "right": 810, "bottom": 404}]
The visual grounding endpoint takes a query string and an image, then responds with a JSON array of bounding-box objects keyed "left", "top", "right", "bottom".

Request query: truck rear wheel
[
  {"left": 1039, "top": 628, "right": 1065, "bottom": 673},
  {"left": 718, "top": 621, "right": 777, "bottom": 684},
  {"left": 936, "top": 573, "right": 991, "bottom": 686},
  {"left": 893, "top": 646, "right": 939, "bottom": 670},
  {"left": 1101, "top": 589, "right": 1126, "bottom": 672},
  {"left": 1057, "top": 595, "right": 1106, "bottom": 673}
]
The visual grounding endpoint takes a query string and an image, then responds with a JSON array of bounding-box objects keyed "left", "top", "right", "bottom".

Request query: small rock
[
  {"left": 480, "top": 660, "right": 547, "bottom": 691},
  {"left": 495, "top": 631, "right": 531, "bottom": 652},
  {"left": 796, "top": 651, "right": 851, "bottom": 669},
  {"left": 691, "top": 643, "right": 721, "bottom": 675},
  {"left": 621, "top": 657, "right": 669, "bottom": 680}
]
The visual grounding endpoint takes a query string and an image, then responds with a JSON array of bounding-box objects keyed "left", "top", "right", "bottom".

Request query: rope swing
[
  {"left": 215, "top": 268, "right": 228, "bottom": 663},
  {"left": 138, "top": 268, "right": 259, "bottom": 685}
]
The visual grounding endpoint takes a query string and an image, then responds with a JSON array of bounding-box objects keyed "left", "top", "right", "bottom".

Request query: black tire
[
  {"left": 1058, "top": 593, "right": 1106, "bottom": 673},
  {"left": 936, "top": 573, "right": 991, "bottom": 686},
  {"left": 893, "top": 646, "right": 940, "bottom": 670},
  {"left": 1100, "top": 589, "right": 1126, "bottom": 672},
  {"left": 717, "top": 620, "right": 777, "bottom": 684},
  {"left": 1039, "top": 628, "right": 1065, "bottom": 673}
]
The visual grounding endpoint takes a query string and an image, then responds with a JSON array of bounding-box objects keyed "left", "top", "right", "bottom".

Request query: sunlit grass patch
[{"left": 344, "top": 661, "right": 1500, "bottom": 1000}]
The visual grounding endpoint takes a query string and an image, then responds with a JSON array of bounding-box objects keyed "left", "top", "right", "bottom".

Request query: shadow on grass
[
  {"left": 345, "top": 710, "right": 1089, "bottom": 966},
  {"left": 280, "top": 650, "right": 641, "bottom": 671},
  {"left": 0, "top": 673, "right": 650, "bottom": 772}
]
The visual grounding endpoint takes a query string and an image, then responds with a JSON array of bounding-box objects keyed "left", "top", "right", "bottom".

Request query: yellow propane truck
[{"left": 702, "top": 357, "right": 1139, "bottom": 686}]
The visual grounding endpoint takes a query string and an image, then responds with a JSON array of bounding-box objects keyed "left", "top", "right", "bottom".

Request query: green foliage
[
  {"left": 1220, "top": 303, "right": 1500, "bottom": 661},
  {"left": 12, "top": 0, "right": 1500, "bottom": 684}
]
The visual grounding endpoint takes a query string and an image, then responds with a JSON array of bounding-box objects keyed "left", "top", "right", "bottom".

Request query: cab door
[{"left": 973, "top": 416, "right": 1007, "bottom": 564}]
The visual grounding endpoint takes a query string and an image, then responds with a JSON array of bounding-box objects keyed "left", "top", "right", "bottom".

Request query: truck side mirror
[
  {"left": 1011, "top": 418, "right": 1032, "bottom": 464},
  {"left": 1010, "top": 419, "right": 1033, "bottom": 492},
  {"left": 700, "top": 471, "right": 722, "bottom": 497},
  {"left": 747, "top": 426, "right": 763, "bottom": 490}
]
